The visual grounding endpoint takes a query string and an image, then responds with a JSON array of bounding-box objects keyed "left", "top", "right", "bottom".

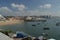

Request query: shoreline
[{"left": 0, "top": 20, "right": 24, "bottom": 26}]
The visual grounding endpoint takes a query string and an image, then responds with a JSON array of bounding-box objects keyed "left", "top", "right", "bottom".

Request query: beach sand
[{"left": 0, "top": 19, "right": 24, "bottom": 26}]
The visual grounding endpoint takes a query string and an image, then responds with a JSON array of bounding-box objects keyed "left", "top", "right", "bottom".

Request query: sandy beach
[{"left": 0, "top": 19, "right": 24, "bottom": 26}]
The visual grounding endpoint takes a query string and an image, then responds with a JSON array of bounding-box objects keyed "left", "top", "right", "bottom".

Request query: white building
[
  {"left": 35, "top": 18, "right": 46, "bottom": 20},
  {"left": 0, "top": 15, "right": 6, "bottom": 21},
  {"left": 26, "top": 16, "right": 32, "bottom": 20}
]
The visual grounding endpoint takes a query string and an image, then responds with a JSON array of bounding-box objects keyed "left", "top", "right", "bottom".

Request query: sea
[{"left": 0, "top": 16, "right": 60, "bottom": 40}]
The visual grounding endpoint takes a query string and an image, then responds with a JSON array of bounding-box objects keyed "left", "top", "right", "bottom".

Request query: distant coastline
[{"left": 0, "top": 15, "right": 51, "bottom": 26}]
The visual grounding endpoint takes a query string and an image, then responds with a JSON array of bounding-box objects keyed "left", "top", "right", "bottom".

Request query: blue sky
[{"left": 0, "top": 0, "right": 60, "bottom": 16}]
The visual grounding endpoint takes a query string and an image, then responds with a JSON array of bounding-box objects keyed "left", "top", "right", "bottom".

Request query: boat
[
  {"left": 37, "top": 23, "right": 40, "bottom": 25},
  {"left": 32, "top": 24, "right": 36, "bottom": 26},
  {"left": 48, "top": 38, "right": 56, "bottom": 40},
  {"left": 43, "top": 27, "right": 50, "bottom": 30},
  {"left": 56, "top": 22, "right": 60, "bottom": 26}
]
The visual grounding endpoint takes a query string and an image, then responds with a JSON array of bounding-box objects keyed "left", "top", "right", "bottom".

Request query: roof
[{"left": 0, "top": 32, "right": 13, "bottom": 40}]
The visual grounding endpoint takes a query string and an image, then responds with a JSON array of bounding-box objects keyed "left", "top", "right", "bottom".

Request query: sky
[{"left": 0, "top": 0, "right": 60, "bottom": 16}]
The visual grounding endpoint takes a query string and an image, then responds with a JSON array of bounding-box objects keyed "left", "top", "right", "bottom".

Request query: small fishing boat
[
  {"left": 56, "top": 22, "right": 60, "bottom": 26},
  {"left": 32, "top": 24, "right": 36, "bottom": 26},
  {"left": 43, "top": 27, "right": 50, "bottom": 30}
]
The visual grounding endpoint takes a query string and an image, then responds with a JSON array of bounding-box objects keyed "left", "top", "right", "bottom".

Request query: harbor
[
  {"left": 0, "top": 15, "right": 60, "bottom": 40},
  {"left": 0, "top": 0, "right": 60, "bottom": 40}
]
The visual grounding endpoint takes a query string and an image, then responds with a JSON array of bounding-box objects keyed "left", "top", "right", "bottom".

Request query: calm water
[{"left": 0, "top": 17, "right": 60, "bottom": 40}]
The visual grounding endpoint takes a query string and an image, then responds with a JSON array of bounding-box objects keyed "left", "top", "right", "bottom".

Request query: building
[
  {"left": 0, "top": 15, "right": 6, "bottom": 21},
  {"left": 26, "top": 16, "right": 32, "bottom": 20}
]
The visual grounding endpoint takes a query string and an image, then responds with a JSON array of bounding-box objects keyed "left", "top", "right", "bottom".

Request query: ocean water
[{"left": 0, "top": 17, "right": 60, "bottom": 40}]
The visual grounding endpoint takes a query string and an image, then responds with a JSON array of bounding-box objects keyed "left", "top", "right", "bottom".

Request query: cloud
[
  {"left": 0, "top": 6, "right": 28, "bottom": 16},
  {"left": 0, "top": 7, "right": 60, "bottom": 16},
  {"left": 11, "top": 3, "right": 26, "bottom": 11},
  {"left": 40, "top": 4, "right": 52, "bottom": 8},
  {"left": 11, "top": 3, "right": 25, "bottom": 11},
  {"left": 26, "top": 10, "right": 52, "bottom": 16},
  {"left": 0, "top": 7, "right": 13, "bottom": 16},
  {"left": 0, "top": 7, "right": 12, "bottom": 12},
  {"left": 0, "top": 3, "right": 53, "bottom": 16},
  {"left": 0, "top": 7, "right": 52, "bottom": 16}
]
